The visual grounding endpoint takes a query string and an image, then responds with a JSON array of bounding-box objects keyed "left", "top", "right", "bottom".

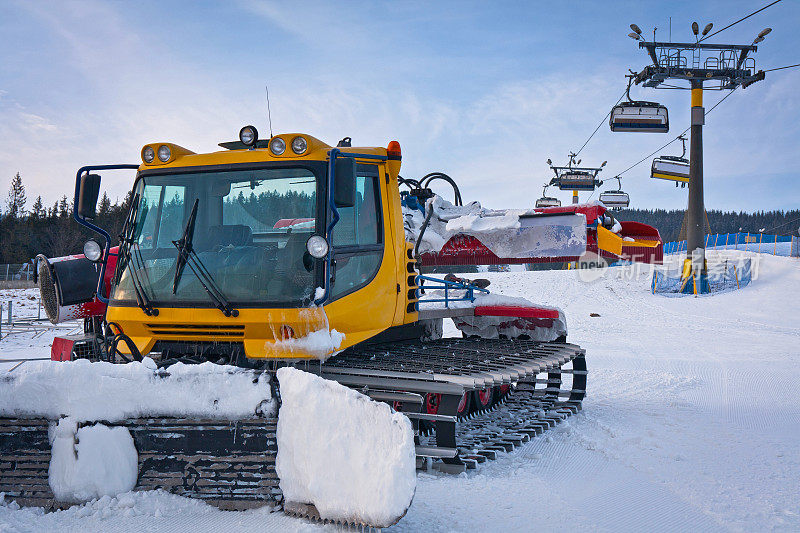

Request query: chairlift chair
[
  {"left": 557, "top": 171, "right": 597, "bottom": 191},
  {"left": 535, "top": 196, "right": 561, "bottom": 208},
  {"left": 609, "top": 75, "right": 669, "bottom": 133},
  {"left": 599, "top": 190, "right": 630, "bottom": 209},
  {"left": 651, "top": 135, "right": 689, "bottom": 187},
  {"left": 599, "top": 176, "right": 630, "bottom": 209},
  {"left": 535, "top": 185, "right": 561, "bottom": 208}
]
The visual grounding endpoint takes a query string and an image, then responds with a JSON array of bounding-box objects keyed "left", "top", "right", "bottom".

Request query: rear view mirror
[
  {"left": 333, "top": 157, "right": 356, "bottom": 208},
  {"left": 78, "top": 174, "right": 101, "bottom": 219}
]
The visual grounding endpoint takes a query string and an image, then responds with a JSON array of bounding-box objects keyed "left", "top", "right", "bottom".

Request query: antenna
[{"left": 265, "top": 85, "right": 274, "bottom": 138}]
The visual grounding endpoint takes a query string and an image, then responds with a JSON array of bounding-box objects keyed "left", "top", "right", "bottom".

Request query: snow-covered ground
[{"left": 2, "top": 251, "right": 799, "bottom": 531}]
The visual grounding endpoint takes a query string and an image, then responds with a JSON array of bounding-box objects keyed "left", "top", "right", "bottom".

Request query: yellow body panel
[
  {"left": 652, "top": 172, "right": 690, "bottom": 183},
  {"left": 596, "top": 225, "right": 623, "bottom": 256},
  {"left": 107, "top": 133, "right": 419, "bottom": 360},
  {"left": 623, "top": 238, "right": 660, "bottom": 248}
]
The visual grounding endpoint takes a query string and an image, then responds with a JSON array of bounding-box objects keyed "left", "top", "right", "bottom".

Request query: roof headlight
[
  {"left": 83, "top": 240, "right": 103, "bottom": 262},
  {"left": 157, "top": 145, "right": 171, "bottom": 162},
  {"left": 239, "top": 125, "right": 258, "bottom": 147},
  {"left": 269, "top": 137, "right": 286, "bottom": 155},
  {"left": 291, "top": 136, "right": 308, "bottom": 154},
  {"left": 306, "top": 235, "right": 329, "bottom": 259},
  {"left": 142, "top": 146, "right": 155, "bottom": 163}
]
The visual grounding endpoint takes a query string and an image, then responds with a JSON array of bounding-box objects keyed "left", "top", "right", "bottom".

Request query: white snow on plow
[
  {"left": 0, "top": 358, "right": 274, "bottom": 422},
  {"left": 404, "top": 195, "right": 586, "bottom": 258},
  {"left": 275, "top": 367, "right": 416, "bottom": 528},
  {"left": 454, "top": 294, "right": 567, "bottom": 341}
]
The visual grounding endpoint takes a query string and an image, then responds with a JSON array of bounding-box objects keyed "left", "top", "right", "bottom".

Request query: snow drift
[
  {"left": 0, "top": 358, "right": 274, "bottom": 422},
  {"left": 49, "top": 420, "right": 138, "bottom": 502},
  {"left": 275, "top": 367, "right": 416, "bottom": 527}
]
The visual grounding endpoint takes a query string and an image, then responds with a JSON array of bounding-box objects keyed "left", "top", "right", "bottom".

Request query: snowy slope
[{"left": 2, "top": 251, "right": 799, "bottom": 531}]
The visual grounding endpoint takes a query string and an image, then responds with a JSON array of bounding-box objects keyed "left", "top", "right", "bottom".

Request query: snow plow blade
[{"left": 0, "top": 362, "right": 416, "bottom": 529}]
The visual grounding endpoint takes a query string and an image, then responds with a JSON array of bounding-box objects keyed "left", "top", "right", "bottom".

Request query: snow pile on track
[
  {"left": 0, "top": 358, "right": 275, "bottom": 421},
  {"left": 404, "top": 195, "right": 586, "bottom": 258},
  {"left": 49, "top": 420, "right": 138, "bottom": 502},
  {"left": 453, "top": 294, "right": 567, "bottom": 341},
  {"left": 275, "top": 367, "right": 416, "bottom": 528}
]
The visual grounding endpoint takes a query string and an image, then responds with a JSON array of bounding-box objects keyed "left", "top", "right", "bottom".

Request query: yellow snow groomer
[{"left": 1, "top": 127, "right": 588, "bottom": 528}]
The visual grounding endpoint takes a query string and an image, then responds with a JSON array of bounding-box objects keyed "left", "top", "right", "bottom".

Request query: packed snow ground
[{"left": 1, "top": 251, "right": 799, "bottom": 532}]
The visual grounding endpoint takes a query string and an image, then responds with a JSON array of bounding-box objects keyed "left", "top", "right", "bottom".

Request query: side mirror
[
  {"left": 333, "top": 157, "right": 356, "bottom": 208},
  {"left": 78, "top": 173, "right": 101, "bottom": 219}
]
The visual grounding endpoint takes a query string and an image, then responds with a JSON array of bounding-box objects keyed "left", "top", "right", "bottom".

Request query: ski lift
[
  {"left": 599, "top": 176, "right": 630, "bottom": 209},
  {"left": 535, "top": 185, "right": 561, "bottom": 208},
  {"left": 651, "top": 135, "right": 690, "bottom": 187},
  {"left": 558, "top": 171, "right": 597, "bottom": 191},
  {"left": 609, "top": 75, "right": 669, "bottom": 133}
]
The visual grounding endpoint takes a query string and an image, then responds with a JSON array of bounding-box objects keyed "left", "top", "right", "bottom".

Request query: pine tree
[
  {"left": 98, "top": 192, "right": 111, "bottom": 216},
  {"left": 6, "top": 172, "right": 27, "bottom": 219},
  {"left": 30, "top": 196, "right": 44, "bottom": 219},
  {"left": 58, "top": 195, "right": 69, "bottom": 218}
]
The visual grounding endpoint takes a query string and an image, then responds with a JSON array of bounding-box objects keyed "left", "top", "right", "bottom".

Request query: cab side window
[{"left": 331, "top": 165, "right": 383, "bottom": 299}]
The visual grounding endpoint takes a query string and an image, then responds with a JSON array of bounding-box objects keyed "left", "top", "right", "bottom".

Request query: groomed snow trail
[{"left": 2, "top": 251, "right": 799, "bottom": 531}]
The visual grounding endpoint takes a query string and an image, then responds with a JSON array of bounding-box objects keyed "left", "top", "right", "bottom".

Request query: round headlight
[
  {"left": 83, "top": 240, "right": 102, "bottom": 262},
  {"left": 142, "top": 146, "right": 155, "bottom": 163},
  {"left": 306, "top": 235, "right": 329, "bottom": 259},
  {"left": 291, "top": 136, "right": 308, "bottom": 154},
  {"left": 269, "top": 137, "right": 286, "bottom": 155},
  {"left": 157, "top": 145, "right": 171, "bottom": 162},
  {"left": 239, "top": 125, "right": 258, "bottom": 146}
]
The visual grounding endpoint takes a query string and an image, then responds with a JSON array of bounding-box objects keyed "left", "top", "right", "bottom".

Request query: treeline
[
  {"left": 615, "top": 208, "right": 800, "bottom": 242},
  {"left": 2, "top": 173, "right": 798, "bottom": 262},
  {"left": 0, "top": 173, "right": 132, "bottom": 263}
]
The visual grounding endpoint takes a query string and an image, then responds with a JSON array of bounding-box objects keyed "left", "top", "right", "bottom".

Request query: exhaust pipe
[{"left": 35, "top": 254, "right": 107, "bottom": 324}]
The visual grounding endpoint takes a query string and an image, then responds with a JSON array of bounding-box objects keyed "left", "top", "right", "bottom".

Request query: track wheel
[
  {"left": 497, "top": 384, "right": 511, "bottom": 402},
  {"left": 473, "top": 387, "right": 494, "bottom": 412},
  {"left": 425, "top": 392, "right": 471, "bottom": 417}
]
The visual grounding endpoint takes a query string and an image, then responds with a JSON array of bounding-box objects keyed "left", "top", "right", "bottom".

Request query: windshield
[{"left": 113, "top": 164, "right": 321, "bottom": 306}]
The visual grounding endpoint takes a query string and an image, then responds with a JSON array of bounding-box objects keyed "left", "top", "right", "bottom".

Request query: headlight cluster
[
  {"left": 267, "top": 135, "right": 307, "bottom": 155},
  {"left": 141, "top": 144, "right": 172, "bottom": 164}
]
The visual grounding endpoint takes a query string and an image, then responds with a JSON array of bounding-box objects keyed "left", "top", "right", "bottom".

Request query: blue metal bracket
[
  {"left": 73, "top": 164, "right": 140, "bottom": 303},
  {"left": 415, "top": 274, "right": 489, "bottom": 309}
]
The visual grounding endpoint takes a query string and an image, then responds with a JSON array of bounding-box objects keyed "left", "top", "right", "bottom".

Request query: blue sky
[{"left": 1, "top": 0, "right": 798, "bottom": 212}]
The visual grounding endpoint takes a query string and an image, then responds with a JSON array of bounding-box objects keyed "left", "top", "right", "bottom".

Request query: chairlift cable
[
  {"left": 574, "top": 88, "right": 628, "bottom": 157},
  {"left": 698, "top": 0, "right": 782, "bottom": 42},
  {"left": 763, "top": 63, "right": 800, "bottom": 72}
]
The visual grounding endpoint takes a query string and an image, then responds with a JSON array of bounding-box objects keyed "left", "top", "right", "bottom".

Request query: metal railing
[
  {"left": 0, "top": 263, "right": 34, "bottom": 282},
  {"left": 663, "top": 233, "right": 799, "bottom": 258}
]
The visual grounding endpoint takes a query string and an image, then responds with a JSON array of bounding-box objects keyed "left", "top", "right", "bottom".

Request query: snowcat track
[
  {"left": 0, "top": 417, "right": 281, "bottom": 510},
  {"left": 304, "top": 338, "right": 586, "bottom": 473}
]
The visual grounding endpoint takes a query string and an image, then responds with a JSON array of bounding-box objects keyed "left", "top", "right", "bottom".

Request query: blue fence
[
  {"left": 664, "top": 233, "right": 799, "bottom": 257},
  {"left": 652, "top": 258, "right": 752, "bottom": 296}
]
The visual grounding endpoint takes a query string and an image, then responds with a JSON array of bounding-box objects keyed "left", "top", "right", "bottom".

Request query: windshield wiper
[
  {"left": 116, "top": 193, "right": 158, "bottom": 316},
  {"left": 129, "top": 243, "right": 159, "bottom": 316},
  {"left": 172, "top": 199, "right": 239, "bottom": 318}
]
